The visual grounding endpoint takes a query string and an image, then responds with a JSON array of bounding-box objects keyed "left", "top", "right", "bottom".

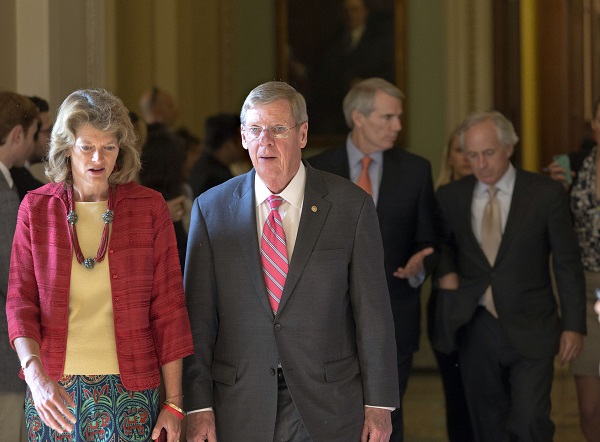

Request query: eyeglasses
[{"left": 243, "top": 123, "right": 302, "bottom": 140}]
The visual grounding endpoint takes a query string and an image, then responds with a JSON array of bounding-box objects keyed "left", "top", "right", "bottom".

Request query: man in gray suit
[
  {"left": 435, "top": 111, "right": 585, "bottom": 441},
  {"left": 183, "top": 81, "right": 399, "bottom": 441},
  {"left": 0, "top": 92, "right": 39, "bottom": 441}
]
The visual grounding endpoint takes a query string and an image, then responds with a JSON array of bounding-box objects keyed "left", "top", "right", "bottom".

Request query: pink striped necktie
[{"left": 261, "top": 195, "right": 289, "bottom": 314}]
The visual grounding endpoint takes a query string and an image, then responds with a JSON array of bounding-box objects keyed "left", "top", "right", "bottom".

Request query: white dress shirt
[
  {"left": 0, "top": 160, "right": 14, "bottom": 189},
  {"left": 471, "top": 163, "right": 516, "bottom": 307},
  {"left": 254, "top": 163, "right": 305, "bottom": 260},
  {"left": 471, "top": 163, "right": 516, "bottom": 242}
]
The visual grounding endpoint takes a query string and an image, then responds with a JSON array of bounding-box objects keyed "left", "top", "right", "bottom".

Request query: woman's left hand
[{"left": 151, "top": 408, "right": 182, "bottom": 442}]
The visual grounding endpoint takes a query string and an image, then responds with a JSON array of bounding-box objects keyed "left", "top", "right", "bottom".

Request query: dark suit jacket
[
  {"left": 183, "top": 162, "right": 399, "bottom": 441},
  {"left": 434, "top": 169, "right": 586, "bottom": 356},
  {"left": 187, "top": 152, "right": 233, "bottom": 199},
  {"left": 10, "top": 166, "right": 43, "bottom": 201},
  {"left": 309, "top": 146, "right": 437, "bottom": 354},
  {"left": 0, "top": 174, "right": 24, "bottom": 393}
]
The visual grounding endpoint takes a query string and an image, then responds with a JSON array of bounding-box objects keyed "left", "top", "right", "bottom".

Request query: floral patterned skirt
[{"left": 25, "top": 374, "right": 159, "bottom": 442}]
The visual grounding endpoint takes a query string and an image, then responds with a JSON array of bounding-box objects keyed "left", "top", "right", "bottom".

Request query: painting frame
[{"left": 276, "top": 0, "right": 406, "bottom": 149}]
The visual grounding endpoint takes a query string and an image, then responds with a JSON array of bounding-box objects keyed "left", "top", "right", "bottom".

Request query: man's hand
[
  {"left": 393, "top": 247, "right": 434, "bottom": 280},
  {"left": 595, "top": 300, "right": 600, "bottom": 322},
  {"left": 557, "top": 331, "right": 583, "bottom": 365},
  {"left": 186, "top": 411, "right": 217, "bottom": 442},
  {"left": 361, "top": 407, "right": 392, "bottom": 442}
]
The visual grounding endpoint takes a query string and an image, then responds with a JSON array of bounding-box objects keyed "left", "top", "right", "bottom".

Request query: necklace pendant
[
  {"left": 67, "top": 211, "right": 78, "bottom": 225},
  {"left": 102, "top": 209, "right": 114, "bottom": 224},
  {"left": 83, "top": 258, "right": 96, "bottom": 269}
]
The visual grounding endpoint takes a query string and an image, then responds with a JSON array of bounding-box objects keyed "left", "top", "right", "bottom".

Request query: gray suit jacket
[
  {"left": 183, "top": 162, "right": 399, "bottom": 441},
  {"left": 0, "top": 174, "right": 24, "bottom": 392},
  {"left": 434, "top": 169, "right": 586, "bottom": 356}
]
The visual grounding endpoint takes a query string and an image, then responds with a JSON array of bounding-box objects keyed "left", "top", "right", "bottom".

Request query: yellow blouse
[{"left": 63, "top": 201, "right": 119, "bottom": 375}]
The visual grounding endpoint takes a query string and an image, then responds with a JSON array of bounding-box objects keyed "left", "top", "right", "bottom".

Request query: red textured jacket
[{"left": 6, "top": 182, "right": 194, "bottom": 391}]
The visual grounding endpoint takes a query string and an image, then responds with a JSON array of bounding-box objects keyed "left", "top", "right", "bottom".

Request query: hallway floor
[{"left": 404, "top": 364, "right": 584, "bottom": 441}]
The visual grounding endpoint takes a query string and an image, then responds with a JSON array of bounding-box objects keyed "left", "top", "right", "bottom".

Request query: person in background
[
  {"left": 175, "top": 127, "right": 202, "bottom": 186},
  {"left": 427, "top": 127, "right": 474, "bottom": 442},
  {"left": 139, "top": 86, "right": 179, "bottom": 133},
  {"left": 183, "top": 81, "right": 399, "bottom": 441},
  {"left": 434, "top": 126, "right": 473, "bottom": 188},
  {"left": 309, "top": 77, "right": 437, "bottom": 442},
  {"left": 9, "top": 96, "right": 47, "bottom": 199},
  {"left": 0, "top": 91, "right": 38, "bottom": 442},
  {"left": 547, "top": 95, "right": 600, "bottom": 441},
  {"left": 187, "top": 113, "right": 245, "bottom": 198},
  {"left": 27, "top": 96, "right": 52, "bottom": 185},
  {"left": 140, "top": 129, "right": 190, "bottom": 271},
  {"left": 6, "top": 88, "right": 193, "bottom": 442},
  {"left": 129, "top": 111, "right": 148, "bottom": 156},
  {"left": 436, "top": 110, "right": 585, "bottom": 441}
]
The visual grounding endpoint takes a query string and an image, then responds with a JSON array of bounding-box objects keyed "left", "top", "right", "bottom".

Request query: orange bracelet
[{"left": 163, "top": 401, "right": 185, "bottom": 420}]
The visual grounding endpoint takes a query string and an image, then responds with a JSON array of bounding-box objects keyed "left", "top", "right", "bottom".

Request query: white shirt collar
[
  {"left": 254, "top": 162, "right": 306, "bottom": 210},
  {"left": 0, "top": 160, "right": 14, "bottom": 189},
  {"left": 346, "top": 135, "right": 383, "bottom": 165},
  {"left": 474, "top": 162, "right": 516, "bottom": 197}
]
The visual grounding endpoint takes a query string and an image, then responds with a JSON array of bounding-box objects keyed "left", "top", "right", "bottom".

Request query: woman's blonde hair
[
  {"left": 46, "top": 88, "right": 141, "bottom": 184},
  {"left": 435, "top": 126, "right": 461, "bottom": 189}
]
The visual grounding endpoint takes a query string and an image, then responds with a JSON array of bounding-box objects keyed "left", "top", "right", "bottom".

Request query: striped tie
[{"left": 261, "top": 195, "right": 288, "bottom": 314}]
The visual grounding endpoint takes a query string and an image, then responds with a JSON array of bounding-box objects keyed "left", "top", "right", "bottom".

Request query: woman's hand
[
  {"left": 151, "top": 408, "right": 182, "bottom": 442},
  {"left": 24, "top": 360, "right": 76, "bottom": 433},
  {"left": 546, "top": 161, "right": 574, "bottom": 189}
]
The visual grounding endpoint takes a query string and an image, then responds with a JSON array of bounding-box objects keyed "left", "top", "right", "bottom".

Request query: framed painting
[{"left": 276, "top": 0, "right": 406, "bottom": 148}]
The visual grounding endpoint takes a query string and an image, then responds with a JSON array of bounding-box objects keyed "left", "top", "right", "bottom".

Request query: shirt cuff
[
  {"left": 186, "top": 407, "right": 213, "bottom": 414},
  {"left": 408, "top": 267, "right": 426, "bottom": 288},
  {"left": 365, "top": 405, "right": 395, "bottom": 411}
]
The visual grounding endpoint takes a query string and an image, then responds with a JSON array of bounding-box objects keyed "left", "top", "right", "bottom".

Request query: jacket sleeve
[{"left": 148, "top": 194, "right": 194, "bottom": 365}]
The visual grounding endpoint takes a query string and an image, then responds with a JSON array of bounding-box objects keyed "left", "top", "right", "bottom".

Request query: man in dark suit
[
  {"left": 435, "top": 111, "right": 586, "bottom": 441},
  {"left": 183, "top": 81, "right": 399, "bottom": 441},
  {"left": 0, "top": 92, "right": 38, "bottom": 441},
  {"left": 309, "top": 77, "right": 437, "bottom": 442}
]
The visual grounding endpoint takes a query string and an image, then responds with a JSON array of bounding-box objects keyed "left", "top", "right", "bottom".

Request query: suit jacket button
[
  {"left": 270, "top": 368, "right": 276, "bottom": 376},
  {"left": 274, "top": 323, "right": 282, "bottom": 331}
]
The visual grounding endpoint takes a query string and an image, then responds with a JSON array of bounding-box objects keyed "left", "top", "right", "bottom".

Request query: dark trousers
[
  {"left": 390, "top": 352, "right": 413, "bottom": 442},
  {"left": 433, "top": 348, "right": 474, "bottom": 442},
  {"left": 459, "top": 308, "right": 555, "bottom": 442},
  {"left": 274, "top": 369, "right": 312, "bottom": 442}
]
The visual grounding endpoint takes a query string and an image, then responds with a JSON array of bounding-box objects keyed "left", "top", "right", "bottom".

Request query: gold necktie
[{"left": 481, "top": 186, "right": 501, "bottom": 317}]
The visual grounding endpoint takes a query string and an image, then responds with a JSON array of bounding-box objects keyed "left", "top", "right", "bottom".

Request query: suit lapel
[
  {"left": 229, "top": 170, "right": 275, "bottom": 318},
  {"left": 455, "top": 176, "right": 487, "bottom": 262},
  {"left": 330, "top": 146, "right": 351, "bottom": 179},
  {"left": 278, "top": 163, "right": 331, "bottom": 313},
  {"left": 377, "top": 149, "right": 403, "bottom": 213},
  {"left": 495, "top": 169, "right": 531, "bottom": 263}
]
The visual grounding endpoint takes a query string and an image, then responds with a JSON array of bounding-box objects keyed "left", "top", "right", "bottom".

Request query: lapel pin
[{"left": 311, "top": 205, "right": 318, "bottom": 212}]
